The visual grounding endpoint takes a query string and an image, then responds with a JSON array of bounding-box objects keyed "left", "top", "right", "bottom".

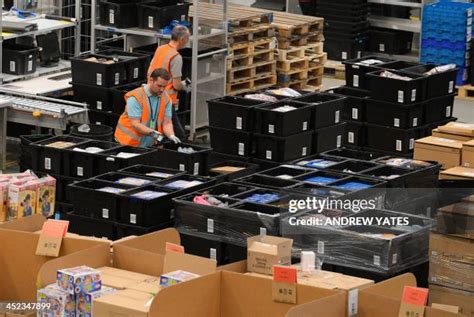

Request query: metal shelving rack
[{"left": 89, "top": 0, "right": 228, "bottom": 141}]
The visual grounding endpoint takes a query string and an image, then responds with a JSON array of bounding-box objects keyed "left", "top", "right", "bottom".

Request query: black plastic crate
[
  {"left": 119, "top": 165, "right": 184, "bottom": 181},
  {"left": 293, "top": 93, "right": 345, "bottom": 129},
  {"left": 366, "top": 98, "right": 424, "bottom": 128},
  {"left": 383, "top": 60, "right": 421, "bottom": 70},
  {"left": 179, "top": 230, "right": 227, "bottom": 265},
  {"left": 20, "top": 134, "right": 53, "bottom": 166},
  {"left": 259, "top": 165, "right": 314, "bottom": 179},
  {"left": 73, "top": 84, "right": 112, "bottom": 111},
  {"left": 31, "top": 135, "right": 89, "bottom": 174},
  {"left": 71, "top": 53, "right": 128, "bottom": 87},
  {"left": 97, "top": 146, "right": 158, "bottom": 173},
  {"left": 68, "top": 179, "right": 135, "bottom": 221},
  {"left": 366, "top": 124, "right": 423, "bottom": 153},
  {"left": 292, "top": 154, "right": 347, "bottom": 169},
  {"left": 322, "top": 148, "right": 387, "bottom": 162},
  {"left": 324, "top": 36, "right": 367, "bottom": 61},
  {"left": 197, "top": 182, "right": 257, "bottom": 198},
  {"left": 56, "top": 174, "right": 81, "bottom": 204},
  {"left": 95, "top": 171, "right": 158, "bottom": 187},
  {"left": 110, "top": 81, "right": 145, "bottom": 114},
  {"left": 88, "top": 110, "right": 120, "bottom": 127},
  {"left": 344, "top": 121, "right": 367, "bottom": 147},
  {"left": 368, "top": 28, "right": 413, "bottom": 55},
  {"left": 154, "top": 142, "right": 212, "bottom": 175},
  {"left": 115, "top": 221, "right": 174, "bottom": 239},
  {"left": 326, "top": 86, "right": 370, "bottom": 121},
  {"left": 296, "top": 170, "right": 347, "bottom": 185},
  {"left": 119, "top": 185, "right": 178, "bottom": 226},
  {"left": 180, "top": 47, "right": 218, "bottom": 80},
  {"left": 313, "top": 123, "right": 346, "bottom": 154},
  {"left": 423, "top": 94, "right": 455, "bottom": 124},
  {"left": 209, "top": 127, "right": 254, "bottom": 157},
  {"left": 251, "top": 158, "right": 284, "bottom": 171},
  {"left": 96, "top": 49, "right": 149, "bottom": 83},
  {"left": 234, "top": 174, "right": 299, "bottom": 190},
  {"left": 70, "top": 124, "right": 115, "bottom": 142},
  {"left": 367, "top": 69, "right": 427, "bottom": 104},
  {"left": 254, "top": 131, "right": 313, "bottom": 162},
  {"left": 63, "top": 211, "right": 116, "bottom": 240},
  {"left": 254, "top": 100, "right": 313, "bottom": 136},
  {"left": 343, "top": 55, "right": 395, "bottom": 89},
  {"left": 361, "top": 165, "right": 415, "bottom": 188},
  {"left": 206, "top": 160, "right": 259, "bottom": 182},
  {"left": 327, "top": 159, "right": 382, "bottom": 174},
  {"left": 138, "top": 2, "right": 189, "bottom": 30},
  {"left": 2, "top": 43, "right": 39, "bottom": 75},
  {"left": 403, "top": 64, "right": 457, "bottom": 99},
  {"left": 207, "top": 96, "right": 267, "bottom": 131},
  {"left": 63, "top": 140, "right": 122, "bottom": 179},
  {"left": 207, "top": 152, "right": 253, "bottom": 166},
  {"left": 99, "top": 0, "right": 138, "bottom": 28},
  {"left": 160, "top": 174, "right": 216, "bottom": 195}
]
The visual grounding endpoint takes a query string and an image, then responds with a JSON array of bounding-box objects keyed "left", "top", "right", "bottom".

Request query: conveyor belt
[{"left": 0, "top": 94, "right": 86, "bottom": 116}]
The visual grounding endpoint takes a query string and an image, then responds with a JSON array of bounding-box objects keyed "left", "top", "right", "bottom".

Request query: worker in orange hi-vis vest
[
  {"left": 148, "top": 25, "right": 190, "bottom": 141},
  {"left": 115, "top": 68, "right": 181, "bottom": 147}
]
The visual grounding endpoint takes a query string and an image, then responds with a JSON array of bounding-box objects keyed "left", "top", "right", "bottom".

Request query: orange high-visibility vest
[
  {"left": 148, "top": 44, "right": 179, "bottom": 105},
  {"left": 114, "top": 86, "right": 170, "bottom": 147}
]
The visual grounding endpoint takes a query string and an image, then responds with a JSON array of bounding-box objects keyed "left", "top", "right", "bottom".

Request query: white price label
[
  {"left": 342, "top": 52, "right": 347, "bottom": 60},
  {"left": 266, "top": 150, "right": 272, "bottom": 160},
  {"left": 348, "top": 132, "right": 355, "bottom": 144},
  {"left": 207, "top": 218, "right": 214, "bottom": 233},
  {"left": 133, "top": 68, "right": 139, "bottom": 79},
  {"left": 193, "top": 162, "right": 200, "bottom": 175},
  {"left": 210, "top": 248, "right": 217, "bottom": 260},
  {"left": 109, "top": 9, "right": 115, "bottom": 24},
  {"left": 179, "top": 164, "right": 185, "bottom": 171},
  {"left": 317, "top": 241, "right": 325, "bottom": 254},
  {"left": 409, "top": 138, "right": 415, "bottom": 150},
  {"left": 396, "top": 140, "right": 402, "bottom": 152},
  {"left": 353, "top": 75, "right": 359, "bottom": 87},
  {"left": 44, "top": 158, "right": 51, "bottom": 170},
  {"left": 392, "top": 253, "right": 398, "bottom": 264},
  {"left": 96, "top": 73, "right": 102, "bottom": 86},
  {"left": 337, "top": 135, "right": 342, "bottom": 148},
  {"left": 28, "top": 60, "right": 33, "bottom": 72},
  {"left": 302, "top": 121, "right": 308, "bottom": 131},
  {"left": 9, "top": 61, "right": 15, "bottom": 72},
  {"left": 206, "top": 63, "right": 211, "bottom": 74},
  {"left": 77, "top": 167, "right": 84, "bottom": 177},
  {"left": 352, "top": 108, "right": 359, "bottom": 120},
  {"left": 97, "top": 101, "right": 102, "bottom": 110},
  {"left": 446, "top": 106, "right": 452, "bottom": 117},
  {"left": 449, "top": 80, "right": 454, "bottom": 93},
  {"left": 411, "top": 89, "right": 417, "bottom": 102},
  {"left": 398, "top": 90, "right": 404, "bottom": 103},
  {"left": 102, "top": 209, "right": 109, "bottom": 219},
  {"left": 394, "top": 118, "right": 400, "bottom": 127},
  {"left": 302, "top": 147, "right": 307, "bottom": 156},
  {"left": 238, "top": 142, "right": 245, "bottom": 156},
  {"left": 236, "top": 117, "right": 242, "bottom": 130},
  {"left": 268, "top": 124, "right": 275, "bottom": 134},
  {"left": 413, "top": 117, "right": 418, "bottom": 127},
  {"left": 348, "top": 289, "right": 359, "bottom": 316},
  {"left": 335, "top": 110, "right": 340, "bottom": 123},
  {"left": 130, "top": 214, "right": 137, "bottom": 224},
  {"left": 148, "top": 16, "right": 154, "bottom": 29},
  {"left": 374, "top": 255, "right": 381, "bottom": 266},
  {"left": 379, "top": 43, "right": 385, "bottom": 52},
  {"left": 114, "top": 73, "right": 120, "bottom": 85}
]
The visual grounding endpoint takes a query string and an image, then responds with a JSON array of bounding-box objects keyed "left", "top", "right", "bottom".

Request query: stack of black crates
[
  {"left": 327, "top": 56, "right": 457, "bottom": 156},
  {"left": 315, "top": 0, "right": 369, "bottom": 61}
]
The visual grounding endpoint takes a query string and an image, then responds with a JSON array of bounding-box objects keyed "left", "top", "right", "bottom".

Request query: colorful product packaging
[
  {"left": 37, "top": 284, "right": 76, "bottom": 317},
  {"left": 0, "top": 181, "right": 9, "bottom": 222},
  {"left": 7, "top": 179, "right": 39, "bottom": 220},
  {"left": 76, "top": 286, "right": 116, "bottom": 317},
  {"left": 57, "top": 266, "right": 102, "bottom": 295},
  {"left": 36, "top": 176, "right": 57, "bottom": 218},
  {"left": 159, "top": 270, "right": 199, "bottom": 288}
]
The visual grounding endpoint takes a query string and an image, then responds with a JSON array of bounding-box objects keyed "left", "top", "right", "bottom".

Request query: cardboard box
[
  {"left": 5, "top": 312, "right": 36, "bottom": 317},
  {"left": 56, "top": 266, "right": 102, "bottom": 294},
  {"left": 160, "top": 270, "right": 199, "bottom": 288},
  {"left": 437, "top": 203, "right": 474, "bottom": 236},
  {"left": 429, "top": 255, "right": 474, "bottom": 292},
  {"left": 37, "top": 284, "right": 76, "bottom": 316},
  {"left": 440, "top": 167, "right": 474, "bottom": 180},
  {"left": 247, "top": 236, "right": 292, "bottom": 275},
  {"left": 429, "top": 284, "right": 474, "bottom": 317},
  {"left": 414, "top": 136, "right": 464, "bottom": 169},
  {"left": 99, "top": 267, "right": 156, "bottom": 290},
  {"left": 462, "top": 140, "right": 474, "bottom": 168},
  {"left": 439, "top": 122, "right": 474, "bottom": 137},
  {"left": 93, "top": 289, "right": 152, "bottom": 317},
  {"left": 76, "top": 286, "right": 116, "bottom": 317},
  {"left": 433, "top": 129, "right": 473, "bottom": 142},
  {"left": 430, "top": 232, "right": 474, "bottom": 264}
]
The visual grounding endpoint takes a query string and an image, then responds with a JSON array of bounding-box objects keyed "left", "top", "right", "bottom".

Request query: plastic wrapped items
[{"left": 244, "top": 93, "right": 278, "bottom": 102}]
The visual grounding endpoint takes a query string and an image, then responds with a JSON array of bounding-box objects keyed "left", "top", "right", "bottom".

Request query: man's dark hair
[{"left": 150, "top": 68, "right": 171, "bottom": 81}]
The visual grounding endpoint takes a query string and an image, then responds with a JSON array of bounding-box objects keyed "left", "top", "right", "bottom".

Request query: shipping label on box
[{"left": 247, "top": 236, "right": 292, "bottom": 275}]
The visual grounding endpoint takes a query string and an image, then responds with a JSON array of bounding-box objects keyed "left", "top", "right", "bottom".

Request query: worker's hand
[
  {"left": 169, "top": 135, "right": 181, "bottom": 144},
  {"left": 181, "top": 80, "right": 192, "bottom": 93},
  {"left": 149, "top": 130, "right": 164, "bottom": 143}
]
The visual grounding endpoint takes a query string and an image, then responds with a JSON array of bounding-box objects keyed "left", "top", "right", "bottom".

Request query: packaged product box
[
  {"left": 159, "top": 270, "right": 200, "bottom": 288},
  {"left": 127, "top": 277, "right": 162, "bottom": 295},
  {"left": 462, "top": 140, "right": 474, "bottom": 168},
  {"left": 7, "top": 180, "right": 39, "bottom": 220},
  {"left": 36, "top": 176, "right": 56, "bottom": 218},
  {"left": 439, "top": 166, "right": 474, "bottom": 180},
  {"left": 432, "top": 128, "right": 473, "bottom": 142},
  {"left": 76, "top": 286, "right": 116, "bottom": 317},
  {"left": 247, "top": 235, "right": 292, "bottom": 275},
  {"left": 99, "top": 267, "right": 156, "bottom": 290},
  {"left": 57, "top": 266, "right": 102, "bottom": 294},
  {"left": 429, "top": 284, "right": 474, "bottom": 317},
  {"left": 37, "top": 284, "right": 76, "bottom": 317},
  {"left": 92, "top": 289, "right": 153, "bottom": 317},
  {"left": 438, "top": 122, "right": 474, "bottom": 137},
  {"left": 0, "top": 181, "right": 8, "bottom": 222},
  {"left": 414, "top": 136, "right": 463, "bottom": 169},
  {"left": 430, "top": 232, "right": 474, "bottom": 265},
  {"left": 437, "top": 202, "right": 474, "bottom": 236}
]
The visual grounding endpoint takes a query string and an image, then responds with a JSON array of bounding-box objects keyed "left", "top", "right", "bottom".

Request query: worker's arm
[
  {"left": 127, "top": 97, "right": 154, "bottom": 137},
  {"left": 130, "top": 118, "right": 154, "bottom": 136},
  {"left": 162, "top": 117, "right": 175, "bottom": 138},
  {"left": 170, "top": 55, "right": 185, "bottom": 91}
]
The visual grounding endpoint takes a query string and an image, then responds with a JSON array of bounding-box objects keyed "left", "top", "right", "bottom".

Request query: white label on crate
[
  {"left": 398, "top": 90, "right": 404, "bottom": 103},
  {"left": 379, "top": 43, "right": 385, "bottom": 52},
  {"left": 409, "top": 138, "right": 415, "bottom": 150},
  {"left": 193, "top": 162, "right": 200, "bottom": 175},
  {"left": 353, "top": 75, "right": 359, "bottom": 88},
  {"left": 348, "top": 289, "right": 359, "bottom": 316},
  {"left": 106, "top": 157, "right": 115, "bottom": 162},
  {"left": 179, "top": 164, "right": 185, "bottom": 171},
  {"left": 411, "top": 89, "right": 417, "bottom": 102},
  {"left": 45, "top": 158, "right": 51, "bottom": 170},
  {"left": 130, "top": 214, "right": 137, "bottom": 224},
  {"left": 303, "top": 121, "right": 308, "bottom": 131},
  {"left": 206, "top": 63, "right": 211, "bottom": 74},
  {"left": 394, "top": 118, "right": 400, "bottom": 128},
  {"left": 236, "top": 117, "right": 243, "bottom": 130},
  {"left": 97, "top": 101, "right": 103, "bottom": 110},
  {"left": 102, "top": 209, "right": 109, "bottom": 219},
  {"left": 266, "top": 150, "right": 272, "bottom": 160},
  {"left": 96, "top": 73, "right": 102, "bottom": 86},
  {"left": 28, "top": 60, "right": 33, "bottom": 72},
  {"left": 448, "top": 81, "right": 454, "bottom": 93},
  {"left": 337, "top": 135, "right": 342, "bottom": 148},
  {"left": 238, "top": 142, "right": 245, "bottom": 156},
  {"left": 352, "top": 108, "right": 359, "bottom": 120},
  {"left": 302, "top": 147, "right": 307, "bottom": 156},
  {"left": 9, "top": 61, "right": 15, "bottom": 72},
  {"left": 352, "top": 65, "right": 359, "bottom": 70},
  {"left": 268, "top": 124, "right": 275, "bottom": 134},
  {"left": 342, "top": 51, "right": 347, "bottom": 60},
  {"left": 413, "top": 117, "right": 418, "bottom": 127},
  {"left": 396, "top": 140, "right": 402, "bottom": 152},
  {"left": 392, "top": 253, "right": 398, "bottom": 264},
  {"left": 109, "top": 9, "right": 115, "bottom": 24},
  {"left": 446, "top": 106, "right": 452, "bottom": 117},
  {"left": 317, "top": 241, "right": 325, "bottom": 254},
  {"left": 431, "top": 276, "right": 437, "bottom": 283},
  {"left": 357, "top": 51, "right": 362, "bottom": 59},
  {"left": 207, "top": 218, "right": 214, "bottom": 233},
  {"left": 96, "top": 121, "right": 102, "bottom": 125},
  {"left": 77, "top": 167, "right": 84, "bottom": 177},
  {"left": 181, "top": 14, "right": 186, "bottom": 21},
  {"left": 374, "top": 255, "right": 381, "bottom": 266},
  {"left": 114, "top": 73, "right": 120, "bottom": 85},
  {"left": 210, "top": 248, "right": 217, "bottom": 260},
  {"left": 260, "top": 227, "right": 267, "bottom": 238},
  {"left": 133, "top": 67, "right": 139, "bottom": 79},
  {"left": 335, "top": 110, "right": 340, "bottom": 123},
  {"left": 348, "top": 132, "right": 355, "bottom": 144},
  {"left": 170, "top": 209, "right": 175, "bottom": 219},
  {"left": 148, "top": 16, "right": 154, "bottom": 29}
]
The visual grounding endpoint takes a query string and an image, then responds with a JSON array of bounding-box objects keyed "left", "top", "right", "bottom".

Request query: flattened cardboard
[
  {"left": 414, "top": 137, "right": 463, "bottom": 169},
  {"left": 440, "top": 167, "right": 474, "bottom": 180},
  {"left": 432, "top": 303, "right": 461, "bottom": 314},
  {"left": 247, "top": 236, "right": 292, "bottom": 275},
  {"left": 439, "top": 122, "right": 474, "bottom": 137},
  {"left": 432, "top": 129, "right": 473, "bottom": 142},
  {"left": 429, "top": 284, "right": 474, "bottom": 317},
  {"left": 462, "top": 140, "right": 474, "bottom": 168}
]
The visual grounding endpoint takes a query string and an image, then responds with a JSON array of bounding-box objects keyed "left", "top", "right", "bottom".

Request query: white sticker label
[
  {"left": 148, "top": 16, "right": 154, "bottom": 28},
  {"left": 352, "top": 108, "right": 359, "bottom": 120},
  {"left": 109, "top": 9, "right": 115, "bottom": 24},
  {"left": 353, "top": 75, "right": 359, "bottom": 87},
  {"left": 342, "top": 52, "right": 347, "bottom": 60},
  {"left": 9, "top": 61, "right": 15, "bottom": 72},
  {"left": 266, "top": 150, "right": 272, "bottom": 160},
  {"left": 446, "top": 106, "right": 452, "bottom": 117},
  {"left": 114, "top": 73, "right": 120, "bottom": 85},
  {"left": 236, "top": 117, "right": 242, "bottom": 130},
  {"left": 409, "top": 138, "right": 415, "bottom": 150},
  {"left": 260, "top": 227, "right": 267, "bottom": 237},
  {"left": 337, "top": 135, "right": 342, "bottom": 148},
  {"left": 302, "top": 147, "right": 307, "bottom": 156},
  {"left": 102, "top": 209, "right": 109, "bottom": 219},
  {"left": 238, "top": 142, "right": 245, "bottom": 156},
  {"left": 179, "top": 164, "right": 185, "bottom": 171},
  {"left": 210, "top": 248, "right": 217, "bottom": 260},
  {"left": 97, "top": 101, "right": 102, "bottom": 110},
  {"left": 411, "top": 89, "right": 417, "bottom": 102},
  {"left": 396, "top": 140, "right": 402, "bottom": 152},
  {"left": 207, "top": 218, "right": 214, "bottom": 233},
  {"left": 77, "top": 166, "right": 83, "bottom": 177},
  {"left": 28, "top": 60, "right": 33, "bottom": 72},
  {"left": 449, "top": 80, "right": 454, "bottom": 93},
  {"left": 133, "top": 67, "right": 139, "bottom": 79},
  {"left": 379, "top": 43, "right": 385, "bottom": 52},
  {"left": 413, "top": 117, "right": 418, "bottom": 127},
  {"left": 317, "top": 241, "right": 325, "bottom": 254},
  {"left": 398, "top": 90, "right": 404, "bottom": 103},
  {"left": 96, "top": 121, "right": 101, "bottom": 125},
  {"left": 268, "top": 124, "right": 275, "bottom": 134},
  {"left": 302, "top": 121, "right": 308, "bottom": 131},
  {"left": 130, "top": 214, "right": 137, "bottom": 224},
  {"left": 392, "top": 253, "right": 398, "bottom": 264},
  {"left": 44, "top": 158, "right": 51, "bottom": 170},
  {"left": 374, "top": 255, "right": 381, "bottom": 266},
  {"left": 193, "top": 162, "right": 199, "bottom": 175},
  {"left": 96, "top": 73, "right": 102, "bottom": 86},
  {"left": 357, "top": 51, "right": 362, "bottom": 58},
  {"left": 394, "top": 118, "right": 400, "bottom": 127},
  {"left": 335, "top": 110, "right": 340, "bottom": 123},
  {"left": 348, "top": 132, "right": 355, "bottom": 144},
  {"left": 348, "top": 289, "right": 358, "bottom": 316}
]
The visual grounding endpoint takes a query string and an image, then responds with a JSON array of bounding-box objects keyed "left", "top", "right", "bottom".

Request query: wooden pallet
[
  {"left": 307, "top": 76, "right": 323, "bottom": 88},
  {"left": 308, "top": 65, "right": 324, "bottom": 78},
  {"left": 277, "top": 69, "right": 308, "bottom": 83},
  {"left": 271, "top": 12, "right": 324, "bottom": 38},
  {"left": 277, "top": 57, "right": 309, "bottom": 72},
  {"left": 308, "top": 52, "right": 328, "bottom": 66},
  {"left": 227, "top": 55, "right": 253, "bottom": 69},
  {"left": 254, "top": 75, "right": 277, "bottom": 90},
  {"left": 253, "top": 38, "right": 274, "bottom": 53},
  {"left": 228, "top": 42, "right": 253, "bottom": 56},
  {"left": 276, "top": 46, "right": 305, "bottom": 61},
  {"left": 324, "top": 59, "right": 345, "bottom": 80},
  {"left": 255, "top": 60, "right": 276, "bottom": 77},
  {"left": 305, "top": 43, "right": 324, "bottom": 59},
  {"left": 227, "top": 79, "right": 255, "bottom": 95},
  {"left": 227, "top": 65, "right": 257, "bottom": 83},
  {"left": 457, "top": 85, "right": 474, "bottom": 99},
  {"left": 303, "top": 84, "right": 323, "bottom": 93},
  {"left": 228, "top": 25, "right": 274, "bottom": 45},
  {"left": 278, "top": 79, "right": 308, "bottom": 89},
  {"left": 253, "top": 50, "right": 275, "bottom": 64}
]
